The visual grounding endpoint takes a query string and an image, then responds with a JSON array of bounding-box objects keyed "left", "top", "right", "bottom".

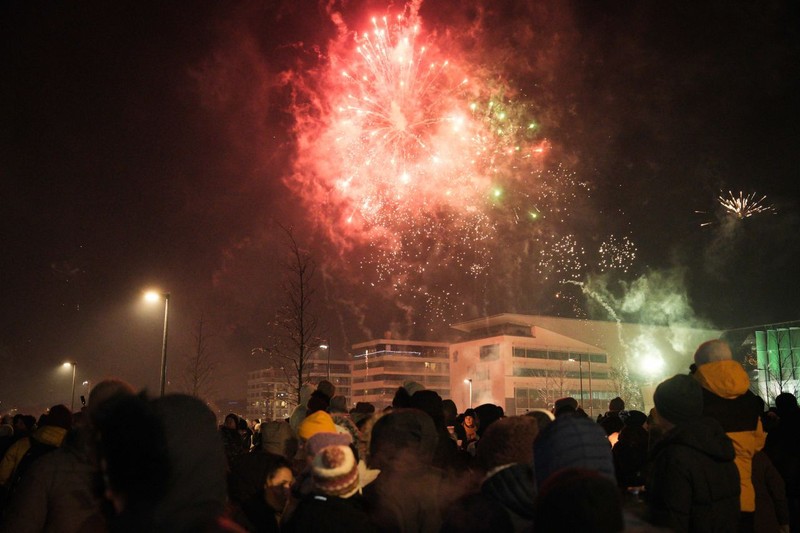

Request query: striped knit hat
[{"left": 311, "top": 444, "right": 359, "bottom": 498}]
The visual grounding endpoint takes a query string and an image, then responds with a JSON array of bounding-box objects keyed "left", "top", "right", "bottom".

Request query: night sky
[{"left": 3, "top": 0, "right": 799, "bottom": 412}]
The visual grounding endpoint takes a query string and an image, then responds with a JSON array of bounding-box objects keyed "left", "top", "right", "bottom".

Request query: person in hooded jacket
[
  {"left": 97, "top": 393, "right": 243, "bottom": 533},
  {"left": 764, "top": 393, "right": 800, "bottom": 532},
  {"left": 476, "top": 416, "right": 537, "bottom": 532},
  {"left": 612, "top": 410, "right": 649, "bottom": 489},
  {"left": 362, "top": 409, "right": 444, "bottom": 533},
  {"left": 693, "top": 339, "right": 766, "bottom": 530},
  {"left": 1, "top": 379, "right": 135, "bottom": 533},
  {"left": 646, "top": 374, "right": 740, "bottom": 532}
]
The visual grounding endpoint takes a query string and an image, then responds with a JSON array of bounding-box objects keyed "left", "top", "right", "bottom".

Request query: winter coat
[
  {"left": 764, "top": 408, "right": 800, "bottom": 499},
  {"left": 752, "top": 450, "right": 790, "bottom": 533},
  {"left": 613, "top": 425, "right": 649, "bottom": 488},
  {"left": 695, "top": 359, "right": 766, "bottom": 513},
  {"left": 599, "top": 411, "right": 624, "bottom": 436},
  {"left": 646, "top": 417, "right": 740, "bottom": 532},
  {"left": 481, "top": 463, "right": 535, "bottom": 532},
  {"left": 0, "top": 428, "right": 102, "bottom": 533},
  {"left": 283, "top": 493, "right": 375, "bottom": 533}
]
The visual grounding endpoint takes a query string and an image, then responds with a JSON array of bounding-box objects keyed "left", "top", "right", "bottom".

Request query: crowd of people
[{"left": 0, "top": 338, "right": 798, "bottom": 532}]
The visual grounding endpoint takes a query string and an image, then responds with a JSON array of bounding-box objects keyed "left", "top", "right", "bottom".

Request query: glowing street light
[
  {"left": 144, "top": 290, "right": 170, "bottom": 397},
  {"left": 464, "top": 378, "right": 473, "bottom": 408},
  {"left": 568, "top": 354, "right": 585, "bottom": 412},
  {"left": 62, "top": 361, "right": 77, "bottom": 411},
  {"left": 319, "top": 343, "right": 330, "bottom": 380}
]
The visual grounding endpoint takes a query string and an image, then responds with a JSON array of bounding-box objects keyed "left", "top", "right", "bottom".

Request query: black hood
[
  {"left": 481, "top": 463, "right": 535, "bottom": 520},
  {"left": 653, "top": 417, "right": 735, "bottom": 462}
]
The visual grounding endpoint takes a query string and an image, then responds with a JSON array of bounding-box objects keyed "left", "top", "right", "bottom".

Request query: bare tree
[
  {"left": 536, "top": 363, "right": 569, "bottom": 409},
  {"left": 255, "top": 225, "right": 322, "bottom": 407},
  {"left": 759, "top": 328, "right": 799, "bottom": 404},
  {"left": 181, "top": 315, "right": 217, "bottom": 401},
  {"left": 609, "top": 359, "right": 643, "bottom": 410}
]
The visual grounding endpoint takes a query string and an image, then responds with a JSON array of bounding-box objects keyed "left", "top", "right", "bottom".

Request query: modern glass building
[{"left": 722, "top": 320, "right": 800, "bottom": 406}]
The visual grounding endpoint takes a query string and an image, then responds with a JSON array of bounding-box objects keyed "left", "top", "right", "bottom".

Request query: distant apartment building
[
  {"left": 350, "top": 339, "right": 450, "bottom": 411},
  {"left": 245, "top": 368, "right": 294, "bottom": 422},
  {"left": 246, "top": 350, "right": 353, "bottom": 421}
]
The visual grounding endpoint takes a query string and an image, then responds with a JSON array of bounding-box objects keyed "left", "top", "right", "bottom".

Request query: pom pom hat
[{"left": 311, "top": 444, "right": 360, "bottom": 498}]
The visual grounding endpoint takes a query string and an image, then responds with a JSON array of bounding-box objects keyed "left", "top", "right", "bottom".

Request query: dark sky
[{"left": 2, "top": 0, "right": 799, "bottom": 412}]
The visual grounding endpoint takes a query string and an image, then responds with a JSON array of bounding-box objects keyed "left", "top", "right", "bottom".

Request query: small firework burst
[
  {"left": 718, "top": 191, "right": 776, "bottom": 219},
  {"left": 697, "top": 190, "right": 777, "bottom": 227},
  {"left": 598, "top": 235, "right": 637, "bottom": 273}
]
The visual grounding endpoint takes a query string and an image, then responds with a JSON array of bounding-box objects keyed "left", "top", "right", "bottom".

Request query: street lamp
[
  {"left": 144, "top": 290, "right": 170, "bottom": 397},
  {"left": 569, "top": 355, "right": 585, "bottom": 410},
  {"left": 464, "top": 378, "right": 473, "bottom": 408},
  {"left": 320, "top": 343, "right": 330, "bottom": 381},
  {"left": 62, "top": 362, "right": 77, "bottom": 411}
]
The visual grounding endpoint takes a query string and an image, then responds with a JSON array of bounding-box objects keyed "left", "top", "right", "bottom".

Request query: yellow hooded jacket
[
  {"left": 0, "top": 425, "right": 68, "bottom": 486},
  {"left": 695, "top": 360, "right": 766, "bottom": 513}
]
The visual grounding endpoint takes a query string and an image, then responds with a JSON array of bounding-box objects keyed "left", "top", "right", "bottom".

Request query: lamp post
[
  {"left": 62, "top": 362, "right": 77, "bottom": 411},
  {"left": 464, "top": 378, "right": 473, "bottom": 408},
  {"left": 569, "top": 355, "right": 585, "bottom": 410},
  {"left": 320, "top": 343, "right": 330, "bottom": 381},
  {"left": 145, "top": 291, "right": 170, "bottom": 397},
  {"left": 588, "top": 355, "right": 594, "bottom": 418}
]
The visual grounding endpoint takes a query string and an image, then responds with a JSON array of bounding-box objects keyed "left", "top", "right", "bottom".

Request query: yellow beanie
[{"left": 298, "top": 410, "right": 336, "bottom": 440}]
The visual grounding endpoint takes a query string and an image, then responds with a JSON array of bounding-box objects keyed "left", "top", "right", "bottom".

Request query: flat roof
[{"left": 351, "top": 338, "right": 450, "bottom": 350}]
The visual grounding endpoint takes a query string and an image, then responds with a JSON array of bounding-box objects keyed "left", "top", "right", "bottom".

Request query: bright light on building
[{"left": 640, "top": 354, "right": 665, "bottom": 375}]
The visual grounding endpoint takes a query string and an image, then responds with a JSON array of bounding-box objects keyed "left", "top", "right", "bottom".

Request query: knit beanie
[
  {"left": 403, "top": 381, "right": 425, "bottom": 397},
  {"left": 554, "top": 397, "right": 578, "bottom": 411},
  {"left": 608, "top": 397, "right": 625, "bottom": 412},
  {"left": 693, "top": 339, "right": 732, "bottom": 366},
  {"left": 305, "top": 431, "right": 352, "bottom": 457},
  {"left": 298, "top": 410, "right": 337, "bottom": 441},
  {"left": 46, "top": 404, "right": 73, "bottom": 430},
  {"left": 307, "top": 390, "right": 330, "bottom": 414},
  {"left": 350, "top": 402, "right": 375, "bottom": 427},
  {"left": 474, "top": 403, "right": 505, "bottom": 438},
  {"left": 369, "top": 409, "right": 438, "bottom": 470},
  {"left": 311, "top": 444, "right": 360, "bottom": 498},
  {"left": 329, "top": 395, "right": 348, "bottom": 414},
  {"left": 316, "top": 380, "right": 336, "bottom": 400},
  {"left": 533, "top": 415, "right": 614, "bottom": 486},
  {"left": 477, "top": 416, "right": 538, "bottom": 470},
  {"left": 653, "top": 374, "right": 702, "bottom": 425},
  {"left": 410, "top": 390, "right": 445, "bottom": 429},
  {"left": 619, "top": 410, "right": 647, "bottom": 427}
]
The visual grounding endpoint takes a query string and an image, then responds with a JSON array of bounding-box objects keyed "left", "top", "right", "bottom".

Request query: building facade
[
  {"left": 245, "top": 368, "right": 294, "bottom": 422},
  {"left": 350, "top": 339, "right": 450, "bottom": 411},
  {"left": 449, "top": 317, "right": 613, "bottom": 416},
  {"left": 448, "top": 314, "right": 720, "bottom": 416}
]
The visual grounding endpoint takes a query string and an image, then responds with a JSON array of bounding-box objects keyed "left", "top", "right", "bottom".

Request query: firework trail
[{"left": 564, "top": 280, "right": 629, "bottom": 351}]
